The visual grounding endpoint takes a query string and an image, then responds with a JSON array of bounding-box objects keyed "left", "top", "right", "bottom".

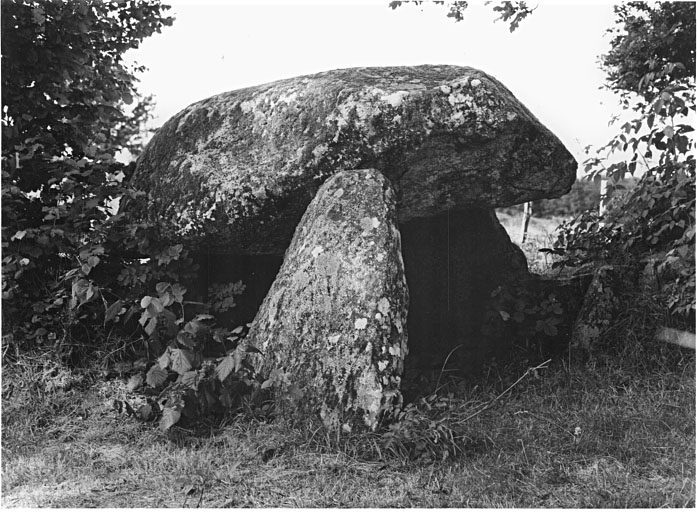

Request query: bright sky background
[{"left": 124, "top": 1, "right": 627, "bottom": 176}]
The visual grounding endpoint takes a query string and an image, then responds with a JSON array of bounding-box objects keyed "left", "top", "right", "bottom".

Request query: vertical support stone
[{"left": 245, "top": 169, "right": 409, "bottom": 431}]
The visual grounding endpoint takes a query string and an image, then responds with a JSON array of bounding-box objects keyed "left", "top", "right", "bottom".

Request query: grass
[{"left": 2, "top": 335, "right": 694, "bottom": 507}]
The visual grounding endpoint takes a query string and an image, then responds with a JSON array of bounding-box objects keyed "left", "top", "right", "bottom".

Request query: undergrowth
[{"left": 3, "top": 322, "right": 694, "bottom": 507}]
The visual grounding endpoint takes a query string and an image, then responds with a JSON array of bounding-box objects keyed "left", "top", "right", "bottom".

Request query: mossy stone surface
[
  {"left": 245, "top": 169, "right": 408, "bottom": 431},
  {"left": 129, "top": 65, "right": 576, "bottom": 254}
]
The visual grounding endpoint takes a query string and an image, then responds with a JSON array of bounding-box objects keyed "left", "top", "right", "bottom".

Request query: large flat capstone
[
  {"left": 245, "top": 169, "right": 408, "bottom": 431},
  {"left": 129, "top": 65, "right": 576, "bottom": 254}
]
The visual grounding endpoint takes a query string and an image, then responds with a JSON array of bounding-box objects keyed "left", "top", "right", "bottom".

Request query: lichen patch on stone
[
  {"left": 381, "top": 90, "right": 409, "bottom": 108},
  {"left": 377, "top": 297, "right": 391, "bottom": 315},
  {"left": 311, "top": 245, "right": 324, "bottom": 258},
  {"left": 354, "top": 317, "right": 368, "bottom": 330},
  {"left": 355, "top": 370, "right": 383, "bottom": 428}
]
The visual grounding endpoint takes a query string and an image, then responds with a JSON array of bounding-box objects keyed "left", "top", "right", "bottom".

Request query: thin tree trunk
[
  {"left": 520, "top": 201, "right": 532, "bottom": 243},
  {"left": 599, "top": 176, "right": 608, "bottom": 217}
]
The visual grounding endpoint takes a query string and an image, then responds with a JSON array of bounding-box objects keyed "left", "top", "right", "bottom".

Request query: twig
[
  {"left": 459, "top": 359, "right": 552, "bottom": 423},
  {"left": 197, "top": 484, "right": 205, "bottom": 508},
  {"left": 434, "top": 344, "right": 463, "bottom": 393}
]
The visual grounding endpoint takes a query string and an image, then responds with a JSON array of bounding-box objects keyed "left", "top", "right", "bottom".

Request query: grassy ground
[{"left": 2, "top": 339, "right": 694, "bottom": 507}]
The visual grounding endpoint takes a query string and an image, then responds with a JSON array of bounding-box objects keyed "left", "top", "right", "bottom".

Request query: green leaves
[
  {"left": 146, "top": 365, "right": 168, "bottom": 388},
  {"left": 181, "top": 371, "right": 203, "bottom": 391},
  {"left": 170, "top": 349, "right": 193, "bottom": 375},
  {"left": 71, "top": 278, "right": 98, "bottom": 309},
  {"left": 160, "top": 407, "right": 181, "bottom": 431},
  {"left": 155, "top": 282, "right": 187, "bottom": 306},
  {"left": 216, "top": 354, "right": 237, "bottom": 383},
  {"left": 492, "top": 1, "right": 536, "bottom": 32},
  {"left": 1, "top": 0, "right": 173, "bottom": 346},
  {"left": 216, "top": 342, "right": 261, "bottom": 382},
  {"left": 104, "top": 300, "right": 123, "bottom": 323},
  {"left": 0, "top": 1, "right": 269, "bottom": 433},
  {"left": 555, "top": 160, "right": 695, "bottom": 321},
  {"left": 486, "top": 284, "right": 566, "bottom": 348},
  {"left": 156, "top": 245, "right": 184, "bottom": 266},
  {"left": 602, "top": 3, "right": 695, "bottom": 103},
  {"left": 388, "top": 1, "right": 534, "bottom": 31},
  {"left": 209, "top": 281, "right": 246, "bottom": 313}
]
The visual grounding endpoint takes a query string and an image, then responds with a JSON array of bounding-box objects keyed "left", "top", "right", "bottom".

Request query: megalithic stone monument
[{"left": 127, "top": 65, "right": 577, "bottom": 430}]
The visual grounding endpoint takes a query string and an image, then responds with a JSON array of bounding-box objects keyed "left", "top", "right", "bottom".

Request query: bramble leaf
[
  {"left": 170, "top": 348, "right": 193, "bottom": 375},
  {"left": 104, "top": 299, "right": 123, "bottom": 323},
  {"left": 160, "top": 407, "right": 181, "bottom": 431},
  {"left": 216, "top": 354, "right": 236, "bottom": 382},
  {"left": 158, "top": 350, "right": 171, "bottom": 369},
  {"left": 181, "top": 370, "right": 202, "bottom": 390},
  {"left": 155, "top": 282, "right": 170, "bottom": 295},
  {"left": 126, "top": 374, "right": 143, "bottom": 392},
  {"left": 146, "top": 364, "right": 167, "bottom": 387},
  {"left": 144, "top": 316, "right": 158, "bottom": 336}
]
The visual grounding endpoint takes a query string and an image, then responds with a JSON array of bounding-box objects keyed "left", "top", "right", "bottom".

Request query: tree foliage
[
  {"left": 559, "top": 2, "right": 695, "bottom": 325},
  {"left": 602, "top": 2, "right": 695, "bottom": 105},
  {"left": 388, "top": 0, "right": 535, "bottom": 32},
  {"left": 584, "top": 2, "right": 695, "bottom": 183},
  {"left": 1, "top": 0, "right": 173, "bottom": 342}
]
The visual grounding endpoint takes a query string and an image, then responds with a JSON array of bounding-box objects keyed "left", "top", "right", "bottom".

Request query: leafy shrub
[
  {"left": 553, "top": 1, "right": 696, "bottom": 331},
  {"left": 479, "top": 278, "right": 575, "bottom": 359},
  {"left": 1, "top": 0, "right": 174, "bottom": 353},
  {"left": 554, "top": 161, "right": 695, "bottom": 322}
]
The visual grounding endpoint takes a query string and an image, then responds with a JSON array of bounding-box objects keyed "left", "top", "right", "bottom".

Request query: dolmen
[{"left": 128, "top": 65, "right": 576, "bottom": 431}]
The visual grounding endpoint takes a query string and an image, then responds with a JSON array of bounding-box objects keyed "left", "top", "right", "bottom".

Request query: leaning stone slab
[
  {"left": 129, "top": 65, "right": 577, "bottom": 253},
  {"left": 245, "top": 169, "right": 409, "bottom": 431}
]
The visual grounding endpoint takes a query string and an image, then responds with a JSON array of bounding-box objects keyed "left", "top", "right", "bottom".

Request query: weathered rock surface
[
  {"left": 245, "top": 169, "right": 408, "bottom": 431},
  {"left": 129, "top": 65, "right": 576, "bottom": 254}
]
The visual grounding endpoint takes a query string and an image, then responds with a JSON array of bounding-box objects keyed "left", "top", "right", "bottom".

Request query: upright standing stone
[{"left": 245, "top": 169, "right": 409, "bottom": 431}]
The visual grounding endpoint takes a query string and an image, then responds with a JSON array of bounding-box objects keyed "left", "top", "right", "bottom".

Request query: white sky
[{"left": 125, "top": 1, "right": 626, "bottom": 175}]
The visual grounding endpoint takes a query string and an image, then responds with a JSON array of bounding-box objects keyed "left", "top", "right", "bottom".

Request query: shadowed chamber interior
[{"left": 400, "top": 207, "right": 528, "bottom": 375}]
